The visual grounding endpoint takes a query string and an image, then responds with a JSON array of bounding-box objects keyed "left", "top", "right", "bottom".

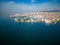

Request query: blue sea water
[{"left": 0, "top": 15, "right": 60, "bottom": 45}]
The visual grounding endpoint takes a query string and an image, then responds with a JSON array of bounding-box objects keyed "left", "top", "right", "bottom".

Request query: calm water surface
[{"left": 0, "top": 15, "right": 60, "bottom": 45}]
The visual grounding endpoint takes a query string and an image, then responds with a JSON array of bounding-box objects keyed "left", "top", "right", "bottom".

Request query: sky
[{"left": 0, "top": 0, "right": 60, "bottom": 14}]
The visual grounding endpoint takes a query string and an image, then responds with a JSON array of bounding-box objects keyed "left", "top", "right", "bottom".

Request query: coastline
[{"left": 10, "top": 12, "right": 60, "bottom": 24}]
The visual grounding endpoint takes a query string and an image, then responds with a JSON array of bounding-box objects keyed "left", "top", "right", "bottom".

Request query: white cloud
[
  {"left": 31, "top": 0, "right": 36, "bottom": 4},
  {"left": 0, "top": 1, "right": 60, "bottom": 15},
  {"left": 35, "top": 2, "right": 60, "bottom": 11}
]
